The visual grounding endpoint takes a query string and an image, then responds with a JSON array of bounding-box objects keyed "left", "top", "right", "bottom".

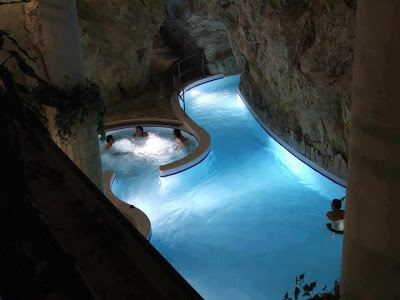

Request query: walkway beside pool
[{"left": 105, "top": 73, "right": 178, "bottom": 123}]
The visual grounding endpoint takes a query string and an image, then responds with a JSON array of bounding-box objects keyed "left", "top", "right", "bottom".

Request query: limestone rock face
[
  {"left": 205, "top": 0, "right": 356, "bottom": 180},
  {"left": 77, "top": 0, "right": 165, "bottom": 106},
  {"left": 3, "top": 1, "right": 165, "bottom": 107},
  {"left": 164, "top": 0, "right": 239, "bottom": 76}
]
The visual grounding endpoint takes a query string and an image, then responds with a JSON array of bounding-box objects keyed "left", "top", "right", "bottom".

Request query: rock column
[
  {"left": 39, "top": 0, "right": 103, "bottom": 190},
  {"left": 340, "top": 1, "right": 400, "bottom": 298}
]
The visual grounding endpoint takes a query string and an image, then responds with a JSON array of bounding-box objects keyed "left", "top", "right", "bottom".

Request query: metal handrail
[{"left": 171, "top": 53, "right": 207, "bottom": 115}]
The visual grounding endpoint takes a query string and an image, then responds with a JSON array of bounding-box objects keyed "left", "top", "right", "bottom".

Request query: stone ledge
[
  {"left": 238, "top": 90, "right": 347, "bottom": 187},
  {"left": 103, "top": 170, "right": 152, "bottom": 240},
  {"left": 164, "top": 75, "right": 226, "bottom": 176},
  {"left": 105, "top": 116, "right": 212, "bottom": 177},
  {"left": 17, "top": 121, "right": 201, "bottom": 298}
]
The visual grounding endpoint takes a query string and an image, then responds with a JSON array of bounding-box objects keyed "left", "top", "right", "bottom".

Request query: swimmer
[
  {"left": 326, "top": 199, "right": 345, "bottom": 233},
  {"left": 104, "top": 135, "right": 115, "bottom": 150},
  {"left": 173, "top": 128, "right": 189, "bottom": 145},
  {"left": 131, "top": 126, "right": 149, "bottom": 138}
]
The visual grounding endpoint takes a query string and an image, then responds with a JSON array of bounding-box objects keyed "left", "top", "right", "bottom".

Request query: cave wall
[
  {"left": 204, "top": 0, "right": 356, "bottom": 180},
  {"left": 2, "top": 0, "right": 356, "bottom": 180},
  {"left": 164, "top": 0, "right": 239, "bottom": 75},
  {"left": 1, "top": 0, "right": 165, "bottom": 107},
  {"left": 77, "top": 0, "right": 165, "bottom": 106},
  {"left": 0, "top": 3, "right": 48, "bottom": 84}
]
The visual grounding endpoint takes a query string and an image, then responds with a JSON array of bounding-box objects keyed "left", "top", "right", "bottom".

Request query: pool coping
[
  {"left": 105, "top": 117, "right": 210, "bottom": 176},
  {"left": 237, "top": 90, "right": 347, "bottom": 187},
  {"left": 170, "top": 73, "right": 346, "bottom": 187},
  {"left": 103, "top": 170, "right": 152, "bottom": 240},
  {"left": 167, "top": 74, "right": 225, "bottom": 175},
  {"left": 102, "top": 96, "right": 218, "bottom": 239}
]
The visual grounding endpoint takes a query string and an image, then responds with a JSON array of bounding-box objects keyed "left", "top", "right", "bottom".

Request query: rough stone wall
[
  {"left": 77, "top": 0, "right": 165, "bottom": 106},
  {"left": 205, "top": 0, "right": 356, "bottom": 180},
  {"left": 164, "top": 0, "right": 239, "bottom": 75},
  {"left": 0, "top": 2, "right": 47, "bottom": 84},
  {"left": 1, "top": 1, "right": 165, "bottom": 107}
]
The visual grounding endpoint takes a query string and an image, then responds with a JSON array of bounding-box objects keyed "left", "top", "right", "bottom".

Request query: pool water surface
[{"left": 101, "top": 75, "right": 345, "bottom": 299}]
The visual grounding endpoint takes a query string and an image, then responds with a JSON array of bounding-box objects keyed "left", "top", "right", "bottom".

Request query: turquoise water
[{"left": 101, "top": 75, "right": 345, "bottom": 299}]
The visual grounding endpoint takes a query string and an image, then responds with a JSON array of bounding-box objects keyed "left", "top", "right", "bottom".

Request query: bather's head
[
  {"left": 331, "top": 199, "right": 342, "bottom": 211},
  {"left": 106, "top": 135, "right": 115, "bottom": 144},
  {"left": 173, "top": 128, "right": 182, "bottom": 138},
  {"left": 136, "top": 126, "right": 144, "bottom": 134}
]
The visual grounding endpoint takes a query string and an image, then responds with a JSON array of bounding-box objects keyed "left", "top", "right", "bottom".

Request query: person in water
[
  {"left": 173, "top": 128, "right": 189, "bottom": 145},
  {"left": 326, "top": 198, "right": 345, "bottom": 233},
  {"left": 131, "top": 126, "right": 149, "bottom": 138},
  {"left": 104, "top": 135, "right": 115, "bottom": 150}
]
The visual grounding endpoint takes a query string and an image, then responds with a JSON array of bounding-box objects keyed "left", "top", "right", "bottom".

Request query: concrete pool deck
[{"left": 105, "top": 73, "right": 178, "bottom": 123}]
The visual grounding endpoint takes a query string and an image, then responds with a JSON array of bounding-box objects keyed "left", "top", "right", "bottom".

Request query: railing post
[
  {"left": 172, "top": 53, "right": 207, "bottom": 117},
  {"left": 178, "top": 63, "right": 182, "bottom": 86},
  {"left": 183, "top": 89, "right": 186, "bottom": 116},
  {"left": 202, "top": 53, "right": 205, "bottom": 76},
  {"left": 172, "top": 74, "right": 176, "bottom": 94}
]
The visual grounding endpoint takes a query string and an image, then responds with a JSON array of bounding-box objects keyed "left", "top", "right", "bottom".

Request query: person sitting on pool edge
[
  {"left": 173, "top": 128, "right": 189, "bottom": 145},
  {"left": 326, "top": 198, "right": 345, "bottom": 233},
  {"left": 131, "top": 126, "right": 149, "bottom": 138},
  {"left": 104, "top": 135, "right": 115, "bottom": 150}
]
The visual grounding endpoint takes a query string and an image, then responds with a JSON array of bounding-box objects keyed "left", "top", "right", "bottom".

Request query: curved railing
[{"left": 171, "top": 53, "right": 209, "bottom": 115}]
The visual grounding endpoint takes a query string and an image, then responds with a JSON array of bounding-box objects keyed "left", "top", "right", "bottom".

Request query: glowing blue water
[{"left": 101, "top": 75, "right": 345, "bottom": 299}]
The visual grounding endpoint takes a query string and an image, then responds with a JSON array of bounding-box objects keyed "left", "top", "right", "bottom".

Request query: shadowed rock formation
[
  {"left": 164, "top": 0, "right": 239, "bottom": 75},
  {"left": 205, "top": 0, "right": 356, "bottom": 180},
  {"left": 77, "top": 0, "right": 165, "bottom": 106},
  {"left": 5, "top": 0, "right": 165, "bottom": 107}
]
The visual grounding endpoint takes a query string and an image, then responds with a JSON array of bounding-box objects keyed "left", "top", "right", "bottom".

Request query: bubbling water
[{"left": 99, "top": 127, "right": 197, "bottom": 177}]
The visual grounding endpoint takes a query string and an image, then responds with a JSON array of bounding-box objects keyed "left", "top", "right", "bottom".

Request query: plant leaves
[
  {"left": 299, "top": 273, "right": 305, "bottom": 280},
  {"left": 334, "top": 280, "right": 340, "bottom": 296},
  {"left": 294, "top": 286, "right": 300, "bottom": 299},
  {"left": 310, "top": 281, "right": 317, "bottom": 290},
  {"left": 15, "top": 83, "right": 30, "bottom": 94}
]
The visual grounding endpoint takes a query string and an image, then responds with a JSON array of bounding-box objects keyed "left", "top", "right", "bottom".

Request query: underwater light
[{"left": 190, "top": 89, "right": 200, "bottom": 96}]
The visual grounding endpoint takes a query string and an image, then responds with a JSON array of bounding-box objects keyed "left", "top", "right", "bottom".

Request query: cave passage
[{"left": 101, "top": 75, "right": 345, "bottom": 299}]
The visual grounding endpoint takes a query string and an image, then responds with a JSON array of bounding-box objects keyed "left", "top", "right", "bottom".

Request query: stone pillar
[
  {"left": 43, "top": 106, "right": 103, "bottom": 190},
  {"left": 39, "top": 0, "right": 85, "bottom": 88},
  {"left": 340, "top": 1, "right": 400, "bottom": 299},
  {"left": 39, "top": 0, "right": 103, "bottom": 190}
]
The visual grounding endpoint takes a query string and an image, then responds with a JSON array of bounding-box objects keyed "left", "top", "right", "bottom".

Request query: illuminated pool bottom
[{"left": 102, "top": 75, "right": 346, "bottom": 299}]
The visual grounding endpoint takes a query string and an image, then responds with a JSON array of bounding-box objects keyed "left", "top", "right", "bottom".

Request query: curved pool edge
[
  {"left": 163, "top": 74, "right": 225, "bottom": 177},
  {"left": 237, "top": 90, "right": 347, "bottom": 187},
  {"left": 103, "top": 170, "right": 152, "bottom": 240},
  {"left": 105, "top": 118, "right": 183, "bottom": 131},
  {"left": 105, "top": 117, "right": 209, "bottom": 177}
]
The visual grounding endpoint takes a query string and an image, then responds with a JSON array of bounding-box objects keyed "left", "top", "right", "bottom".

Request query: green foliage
[
  {"left": 1, "top": 29, "right": 105, "bottom": 144},
  {"left": 29, "top": 80, "right": 105, "bottom": 144},
  {"left": 284, "top": 273, "right": 340, "bottom": 300}
]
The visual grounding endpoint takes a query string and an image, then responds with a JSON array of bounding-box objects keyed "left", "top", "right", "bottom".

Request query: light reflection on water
[{"left": 100, "top": 75, "right": 346, "bottom": 300}]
